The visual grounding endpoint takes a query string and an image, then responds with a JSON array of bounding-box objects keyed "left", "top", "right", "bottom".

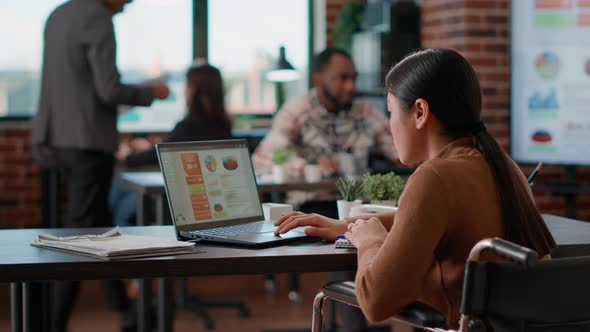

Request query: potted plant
[
  {"left": 362, "top": 172, "right": 405, "bottom": 206},
  {"left": 335, "top": 177, "right": 364, "bottom": 219},
  {"left": 271, "top": 147, "right": 291, "bottom": 182},
  {"left": 304, "top": 156, "right": 321, "bottom": 183}
]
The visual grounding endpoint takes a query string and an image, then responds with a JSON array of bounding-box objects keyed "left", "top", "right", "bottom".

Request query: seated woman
[
  {"left": 110, "top": 63, "right": 232, "bottom": 226},
  {"left": 274, "top": 49, "right": 556, "bottom": 328}
]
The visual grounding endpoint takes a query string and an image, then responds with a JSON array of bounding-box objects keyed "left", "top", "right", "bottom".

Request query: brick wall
[
  {"left": 0, "top": 123, "right": 40, "bottom": 228},
  {"left": 326, "top": 0, "right": 348, "bottom": 46}
]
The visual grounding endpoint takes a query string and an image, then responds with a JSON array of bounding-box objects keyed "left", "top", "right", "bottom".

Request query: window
[
  {"left": 116, "top": 0, "right": 193, "bottom": 132},
  {"left": 0, "top": 0, "right": 66, "bottom": 118},
  {"left": 207, "top": 0, "right": 310, "bottom": 114},
  {"left": 0, "top": 0, "right": 192, "bottom": 132}
]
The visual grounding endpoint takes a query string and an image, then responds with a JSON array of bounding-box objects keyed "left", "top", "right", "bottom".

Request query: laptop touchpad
[{"left": 234, "top": 230, "right": 305, "bottom": 241}]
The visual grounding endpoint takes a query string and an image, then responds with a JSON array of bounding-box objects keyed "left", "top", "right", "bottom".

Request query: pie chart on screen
[
  {"left": 535, "top": 52, "right": 559, "bottom": 79},
  {"left": 531, "top": 130, "right": 553, "bottom": 144}
]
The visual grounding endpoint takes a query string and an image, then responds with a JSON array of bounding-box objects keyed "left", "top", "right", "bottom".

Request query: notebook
[{"left": 155, "top": 139, "right": 309, "bottom": 248}]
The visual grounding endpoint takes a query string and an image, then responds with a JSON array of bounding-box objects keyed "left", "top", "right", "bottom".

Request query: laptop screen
[{"left": 156, "top": 139, "right": 264, "bottom": 232}]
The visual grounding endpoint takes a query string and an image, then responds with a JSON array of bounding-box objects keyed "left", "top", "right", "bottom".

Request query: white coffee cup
[
  {"left": 304, "top": 164, "right": 321, "bottom": 183},
  {"left": 262, "top": 203, "right": 293, "bottom": 221}
]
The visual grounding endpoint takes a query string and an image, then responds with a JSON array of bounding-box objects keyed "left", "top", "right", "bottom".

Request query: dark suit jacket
[
  {"left": 32, "top": 0, "right": 154, "bottom": 154},
  {"left": 124, "top": 115, "right": 233, "bottom": 168}
]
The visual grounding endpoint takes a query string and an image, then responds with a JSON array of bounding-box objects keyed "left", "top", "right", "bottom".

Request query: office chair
[{"left": 312, "top": 237, "right": 590, "bottom": 332}]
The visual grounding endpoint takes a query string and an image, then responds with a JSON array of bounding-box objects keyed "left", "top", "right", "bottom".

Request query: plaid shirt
[{"left": 253, "top": 89, "right": 397, "bottom": 174}]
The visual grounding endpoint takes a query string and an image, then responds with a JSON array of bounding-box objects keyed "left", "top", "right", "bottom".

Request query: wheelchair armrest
[
  {"left": 321, "top": 281, "right": 447, "bottom": 328},
  {"left": 489, "top": 237, "right": 538, "bottom": 267},
  {"left": 399, "top": 302, "right": 447, "bottom": 328},
  {"left": 322, "top": 281, "right": 358, "bottom": 307}
]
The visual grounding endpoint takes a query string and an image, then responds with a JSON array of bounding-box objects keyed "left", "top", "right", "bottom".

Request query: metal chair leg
[
  {"left": 312, "top": 290, "right": 327, "bottom": 332},
  {"left": 11, "top": 283, "right": 22, "bottom": 332}
]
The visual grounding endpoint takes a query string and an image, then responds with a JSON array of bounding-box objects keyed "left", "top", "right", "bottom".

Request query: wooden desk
[
  {"left": 121, "top": 171, "right": 340, "bottom": 314},
  {"left": 0, "top": 226, "right": 354, "bottom": 332},
  {"left": 3, "top": 215, "right": 589, "bottom": 332}
]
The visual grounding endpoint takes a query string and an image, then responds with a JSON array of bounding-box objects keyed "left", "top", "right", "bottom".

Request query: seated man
[
  {"left": 252, "top": 48, "right": 397, "bottom": 332},
  {"left": 253, "top": 48, "right": 397, "bottom": 212}
]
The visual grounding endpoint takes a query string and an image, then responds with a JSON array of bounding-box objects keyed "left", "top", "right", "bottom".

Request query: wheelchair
[{"left": 312, "top": 237, "right": 590, "bottom": 331}]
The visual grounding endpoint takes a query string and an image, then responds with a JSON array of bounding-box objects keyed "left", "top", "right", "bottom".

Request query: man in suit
[{"left": 31, "top": 0, "right": 169, "bottom": 331}]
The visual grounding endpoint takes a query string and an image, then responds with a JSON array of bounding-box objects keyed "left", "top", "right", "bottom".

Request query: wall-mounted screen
[{"left": 511, "top": 0, "right": 590, "bottom": 165}]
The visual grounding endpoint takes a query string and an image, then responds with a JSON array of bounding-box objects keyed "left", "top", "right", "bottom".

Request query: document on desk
[{"left": 32, "top": 227, "right": 204, "bottom": 260}]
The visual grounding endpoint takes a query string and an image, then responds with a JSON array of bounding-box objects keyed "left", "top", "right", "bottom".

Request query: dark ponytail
[{"left": 386, "top": 48, "right": 555, "bottom": 256}]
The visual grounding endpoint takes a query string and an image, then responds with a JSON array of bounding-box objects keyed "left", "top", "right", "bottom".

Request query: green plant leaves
[
  {"left": 362, "top": 172, "right": 405, "bottom": 201},
  {"left": 336, "top": 177, "right": 364, "bottom": 201},
  {"left": 272, "top": 147, "right": 294, "bottom": 165}
]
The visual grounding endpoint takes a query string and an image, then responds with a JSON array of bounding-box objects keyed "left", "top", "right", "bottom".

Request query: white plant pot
[
  {"left": 272, "top": 164, "right": 287, "bottom": 183},
  {"left": 370, "top": 200, "right": 397, "bottom": 207},
  {"left": 350, "top": 204, "right": 397, "bottom": 217},
  {"left": 337, "top": 199, "right": 362, "bottom": 219},
  {"left": 304, "top": 164, "right": 322, "bottom": 183}
]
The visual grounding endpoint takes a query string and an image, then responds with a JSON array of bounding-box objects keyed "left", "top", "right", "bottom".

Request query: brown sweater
[{"left": 355, "top": 138, "right": 530, "bottom": 328}]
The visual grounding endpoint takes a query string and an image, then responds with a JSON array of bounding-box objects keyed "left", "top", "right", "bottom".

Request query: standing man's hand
[
  {"left": 115, "top": 142, "right": 132, "bottom": 161},
  {"left": 152, "top": 82, "right": 170, "bottom": 99}
]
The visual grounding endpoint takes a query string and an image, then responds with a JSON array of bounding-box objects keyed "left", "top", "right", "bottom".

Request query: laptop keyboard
[{"left": 192, "top": 221, "right": 277, "bottom": 237}]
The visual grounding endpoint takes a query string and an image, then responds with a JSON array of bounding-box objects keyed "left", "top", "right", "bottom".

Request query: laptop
[{"left": 156, "top": 139, "right": 309, "bottom": 247}]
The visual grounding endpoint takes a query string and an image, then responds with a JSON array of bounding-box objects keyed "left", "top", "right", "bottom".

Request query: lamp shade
[{"left": 266, "top": 46, "right": 300, "bottom": 82}]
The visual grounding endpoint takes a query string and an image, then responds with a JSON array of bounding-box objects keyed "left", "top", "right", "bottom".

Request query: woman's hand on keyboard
[{"left": 274, "top": 212, "right": 347, "bottom": 241}]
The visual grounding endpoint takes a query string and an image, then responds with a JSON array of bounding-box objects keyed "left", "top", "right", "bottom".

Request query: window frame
[
  {"left": 1, "top": 0, "right": 314, "bottom": 123},
  {"left": 195, "top": 0, "right": 314, "bottom": 89}
]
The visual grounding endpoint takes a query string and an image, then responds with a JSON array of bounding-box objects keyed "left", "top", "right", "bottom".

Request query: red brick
[
  {"left": 1, "top": 130, "right": 30, "bottom": 139},
  {"left": 464, "top": 43, "right": 482, "bottom": 52},
  {"left": 465, "top": 15, "right": 482, "bottom": 23},
  {"left": 483, "top": 43, "right": 508, "bottom": 53},
  {"left": 0, "top": 167, "right": 24, "bottom": 177},
  {"left": 466, "top": 0, "right": 507, "bottom": 9},
  {"left": 469, "top": 57, "right": 497, "bottom": 66},
  {"left": 481, "top": 87, "right": 497, "bottom": 96},
  {"left": 481, "top": 73, "right": 510, "bottom": 82},
  {"left": 0, "top": 143, "right": 18, "bottom": 153},
  {"left": 5, "top": 182, "right": 37, "bottom": 194},
  {"left": 465, "top": 28, "right": 497, "bottom": 38},
  {"left": 0, "top": 196, "right": 19, "bottom": 206},
  {"left": 485, "top": 15, "right": 508, "bottom": 24},
  {"left": 2, "top": 156, "right": 32, "bottom": 165},
  {"left": 1, "top": 208, "right": 36, "bottom": 224},
  {"left": 483, "top": 100, "right": 509, "bottom": 109}
]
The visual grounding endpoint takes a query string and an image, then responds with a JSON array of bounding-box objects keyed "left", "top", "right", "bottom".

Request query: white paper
[{"left": 33, "top": 227, "right": 200, "bottom": 260}]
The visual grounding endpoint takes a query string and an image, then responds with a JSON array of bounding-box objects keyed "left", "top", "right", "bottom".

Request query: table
[
  {"left": 121, "top": 171, "right": 338, "bottom": 199},
  {"left": 542, "top": 214, "right": 590, "bottom": 257},
  {"left": 120, "top": 171, "right": 338, "bottom": 226},
  {"left": 121, "top": 171, "right": 339, "bottom": 306},
  {"left": 4, "top": 214, "right": 589, "bottom": 332},
  {"left": 1, "top": 226, "right": 355, "bottom": 332}
]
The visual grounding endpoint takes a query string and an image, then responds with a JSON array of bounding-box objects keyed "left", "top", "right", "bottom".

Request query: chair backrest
[{"left": 461, "top": 256, "right": 590, "bottom": 331}]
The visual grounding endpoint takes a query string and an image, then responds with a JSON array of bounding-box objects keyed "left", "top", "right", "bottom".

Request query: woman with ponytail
[
  {"left": 110, "top": 63, "right": 232, "bottom": 227},
  {"left": 120, "top": 63, "right": 232, "bottom": 168},
  {"left": 274, "top": 49, "right": 555, "bottom": 328}
]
